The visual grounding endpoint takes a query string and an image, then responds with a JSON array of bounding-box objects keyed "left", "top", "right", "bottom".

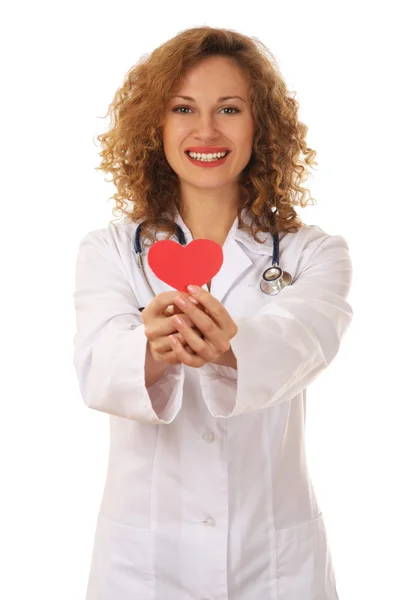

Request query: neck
[{"left": 178, "top": 184, "right": 241, "bottom": 246}]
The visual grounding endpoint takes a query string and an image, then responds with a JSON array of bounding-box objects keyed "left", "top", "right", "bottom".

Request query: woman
[{"left": 73, "top": 26, "right": 353, "bottom": 600}]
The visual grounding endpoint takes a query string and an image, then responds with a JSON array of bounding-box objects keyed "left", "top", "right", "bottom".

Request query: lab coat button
[
  {"left": 203, "top": 517, "right": 216, "bottom": 527},
  {"left": 202, "top": 432, "right": 215, "bottom": 444}
]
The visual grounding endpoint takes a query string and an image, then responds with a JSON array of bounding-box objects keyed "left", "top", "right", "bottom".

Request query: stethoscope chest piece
[{"left": 260, "top": 263, "right": 292, "bottom": 295}]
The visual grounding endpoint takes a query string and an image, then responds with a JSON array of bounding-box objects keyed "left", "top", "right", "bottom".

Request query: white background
[{"left": 1, "top": 1, "right": 399, "bottom": 598}]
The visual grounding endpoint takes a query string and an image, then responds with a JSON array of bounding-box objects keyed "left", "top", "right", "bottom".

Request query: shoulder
[
  {"left": 282, "top": 222, "right": 351, "bottom": 256},
  {"left": 75, "top": 216, "right": 139, "bottom": 257}
]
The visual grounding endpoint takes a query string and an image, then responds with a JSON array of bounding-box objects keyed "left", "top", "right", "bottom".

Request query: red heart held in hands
[{"left": 148, "top": 238, "right": 224, "bottom": 292}]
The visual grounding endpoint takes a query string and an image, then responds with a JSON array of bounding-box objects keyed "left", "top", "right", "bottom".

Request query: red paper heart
[{"left": 148, "top": 239, "right": 223, "bottom": 292}]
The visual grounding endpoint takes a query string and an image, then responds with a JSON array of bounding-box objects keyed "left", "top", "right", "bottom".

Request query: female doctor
[{"left": 73, "top": 26, "right": 353, "bottom": 600}]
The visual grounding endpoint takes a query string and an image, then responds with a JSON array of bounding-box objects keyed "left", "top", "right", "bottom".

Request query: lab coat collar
[{"left": 173, "top": 206, "right": 274, "bottom": 256}]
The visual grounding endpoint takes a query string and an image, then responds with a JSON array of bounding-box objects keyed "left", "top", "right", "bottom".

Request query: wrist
[{"left": 145, "top": 341, "right": 169, "bottom": 388}]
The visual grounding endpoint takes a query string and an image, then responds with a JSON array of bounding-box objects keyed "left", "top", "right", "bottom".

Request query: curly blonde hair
[{"left": 95, "top": 26, "right": 318, "bottom": 243}]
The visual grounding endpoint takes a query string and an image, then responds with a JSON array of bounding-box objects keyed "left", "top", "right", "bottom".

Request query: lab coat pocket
[
  {"left": 86, "top": 513, "right": 152, "bottom": 600},
  {"left": 275, "top": 512, "right": 339, "bottom": 600}
]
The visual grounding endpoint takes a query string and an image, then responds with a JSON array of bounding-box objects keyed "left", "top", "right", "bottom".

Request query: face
[{"left": 162, "top": 55, "right": 254, "bottom": 193}]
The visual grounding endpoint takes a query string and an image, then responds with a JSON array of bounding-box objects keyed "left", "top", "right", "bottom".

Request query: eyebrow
[{"left": 171, "top": 95, "right": 246, "bottom": 103}]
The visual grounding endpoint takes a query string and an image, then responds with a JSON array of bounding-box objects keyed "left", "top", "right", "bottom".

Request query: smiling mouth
[{"left": 184, "top": 150, "right": 231, "bottom": 162}]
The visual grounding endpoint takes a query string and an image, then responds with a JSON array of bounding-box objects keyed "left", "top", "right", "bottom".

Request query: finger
[
  {"left": 150, "top": 325, "right": 204, "bottom": 354},
  {"left": 145, "top": 312, "right": 198, "bottom": 343},
  {"left": 183, "top": 344, "right": 196, "bottom": 355},
  {"left": 164, "top": 299, "right": 200, "bottom": 316},
  {"left": 186, "top": 287, "right": 238, "bottom": 341},
  {"left": 186, "top": 286, "right": 234, "bottom": 330},
  {"left": 150, "top": 331, "right": 185, "bottom": 353},
  {"left": 155, "top": 348, "right": 182, "bottom": 365},
  {"left": 171, "top": 315, "right": 219, "bottom": 362},
  {"left": 172, "top": 296, "right": 231, "bottom": 355},
  {"left": 143, "top": 291, "right": 205, "bottom": 323},
  {"left": 160, "top": 344, "right": 197, "bottom": 365},
  {"left": 151, "top": 337, "right": 196, "bottom": 365},
  {"left": 173, "top": 331, "right": 202, "bottom": 354},
  {"left": 149, "top": 335, "right": 196, "bottom": 364},
  {"left": 143, "top": 291, "right": 194, "bottom": 320},
  {"left": 164, "top": 305, "right": 207, "bottom": 324},
  {"left": 168, "top": 334, "right": 206, "bottom": 368}
]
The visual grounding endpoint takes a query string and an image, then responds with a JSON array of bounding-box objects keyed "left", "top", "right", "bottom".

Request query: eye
[
  {"left": 172, "top": 105, "right": 241, "bottom": 115},
  {"left": 221, "top": 107, "right": 241, "bottom": 114},
  {"left": 173, "top": 106, "right": 192, "bottom": 114}
]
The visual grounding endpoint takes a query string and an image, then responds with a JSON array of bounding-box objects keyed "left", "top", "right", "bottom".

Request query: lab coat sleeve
[
  {"left": 72, "top": 227, "right": 184, "bottom": 424},
  {"left": 199, "top": 230, "right": 353, "bottom": 418}
]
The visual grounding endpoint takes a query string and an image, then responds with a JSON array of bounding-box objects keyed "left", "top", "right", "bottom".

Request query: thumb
[{"left": 164, "top": 303, "right": 180, "bottom": 316}]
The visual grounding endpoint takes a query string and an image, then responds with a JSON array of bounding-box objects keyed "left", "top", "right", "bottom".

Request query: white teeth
[{"left": 187, "top": 151, "right": 228, "bottom": 161}]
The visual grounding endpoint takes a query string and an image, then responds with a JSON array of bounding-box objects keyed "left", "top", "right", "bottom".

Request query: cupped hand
[
  {"left": 141, "top": 291, "right": 206, "bottom": 365},
  {"left": 168, "top": 285, "right": 238, "bottom": 368}
]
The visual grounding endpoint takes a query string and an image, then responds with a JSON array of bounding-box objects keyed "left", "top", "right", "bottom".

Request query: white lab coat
[{"left": 73, "top": 208, "right": 353, "bottom": 600}]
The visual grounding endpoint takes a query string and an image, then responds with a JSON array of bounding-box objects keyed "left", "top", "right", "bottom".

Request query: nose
[{"left": 193, "top": 113, "right": 220, "bottom": 139}]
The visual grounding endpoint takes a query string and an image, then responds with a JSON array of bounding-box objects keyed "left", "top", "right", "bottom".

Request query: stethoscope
[{"left": 134, "top": 222, "right": 292, "bottom": 312}]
